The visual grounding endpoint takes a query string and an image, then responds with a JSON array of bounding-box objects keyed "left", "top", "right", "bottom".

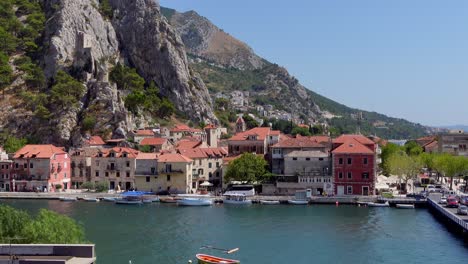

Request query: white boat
[
  {"left": 177, "top": 198, "right": 213, "bottom": 206},
  {"left": 396, "top": 204, "right": 415, "bottom": 209},
  {"left": 367, "top": 201, "right": 389, "bottom": 207},
  {"left": 102, "top": 197, "right": 117, "bottom": 202},
  {"left": 82, "top": 197, "right": 100, "bottom": 202},
  {"left": 260, "top": 200, "right": 280, "bottom": 205},
  {"left": 287, "top": 199, "right": 308, "bottom": 205},
  {"left": 59, "top": 197, "right": 77, "bottom": 202},
  {"left": 176, "top": 194, "right": 210, "bottom": 198},
  {"left": 223, "top": 194, "right": 252, "bottom": 205},
  {"left": 142, "top": 199, "right": 153, "bottom": 203},
  {"left": 115, "top": 197, "right": 143, "bottom": 205}
]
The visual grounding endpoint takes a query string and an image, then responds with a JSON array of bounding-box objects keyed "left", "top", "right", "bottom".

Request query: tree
[
  {"left": 224, "top": 153, "right": 269, "bottom": 183},
  {"left": 436, "top": 155, "right": 468, "bottom": 190},
  {"left": 380, "top": 143, "right": 403, "bottom": 175},
  {"left": 1, "top": 134, "right": 27, "bottom": 153},
  {"left": 385, "top": 151, "right": 421, "bottom": 193},
  {"left": 242, "top": 114, "right": 259, "bottom": 129},
  {"left": 404, "top": 140, "right": 423, "bottom": 156},
  {"left": 291, "top": 126, "right": 312, "bottom": 136},
  {"left": 50, "top": 71, "right": 85, "bottom": 109},
  {"left": 0, "top": 52, "right": 13, "bottom": 97},
  {"left": 157, "top": 98, "right": 175, "bottom": 118},
  {"left": 0, "top": 205, "right": 86, "bottom": 244}
]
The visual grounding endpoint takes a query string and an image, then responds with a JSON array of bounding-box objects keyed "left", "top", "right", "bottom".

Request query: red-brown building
[
  {"left": 332, "top": 135, "right": 377, "bottom": 196},
  {"left": 11, "top": 145, "right": 71, "bottom": 192}
]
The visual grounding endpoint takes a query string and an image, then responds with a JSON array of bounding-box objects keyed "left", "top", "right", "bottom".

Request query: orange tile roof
[
  {"left": 14, "top": 145, "right": 66, "bottom": 159},
  {"left": 423, "top": 140, "right": 438, "bottom": 149},
  {"left": 134, "top": 129, "right": 154, "bottom": 136},
  {"left": 297, "top": 124, "right": 309, "bottom": 128},
  {"left": 96, "top": 147, "right": 139, "bottom": 158},
  {"left": 333, "top": 134, "right": 375, "bottom": 145},
  {"left": 332, "top": 139, "right": 374, "bottom": 154},
  {"left": 176, "top": 140, "right": 202, "bottom": 149},
  {"left": 204, "top": 124, "right": 217, "bottom": 129},
  {"left": 86, "top": 136, "right": 105, "bottom": 145},
  {"left": 170, "top": 124, "right": 192, "bottom": 133},
  {"left": 157, "top": 153, "right": 193, "bottom": 163},
  {"left": 178, "top": 147, "right": 228, "bottom": 159},
  {"left": 136, "top": 152, "right": 158, "bottom": 160},
  {"left": 140, "top": 137, "right": 167, "bottom": 146},
  {"left": 272, "top": 135, "right": 331, "bottom": 148},
  {"left": 229, "top": 127, "right": 279, "bottom": 141}
]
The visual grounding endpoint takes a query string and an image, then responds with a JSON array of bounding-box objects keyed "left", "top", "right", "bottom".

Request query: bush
[
  {"left": 55, "top": 184, "right": 62, "bottom": 190},
  {"left": 80, "top": 182, "right": 95, "bottom": 190},
  {"left": 95, "top": 182, "right": 109, "bottom": 193},
  {"left": 50, "top": 71, "right": 85, "bottom": 109},
  {"left": 82, "top": 115, "right": 97, "bottom": 131}
]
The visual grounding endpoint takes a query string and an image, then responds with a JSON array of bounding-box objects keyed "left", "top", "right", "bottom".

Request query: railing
[{"left": 427, "top": 197, "right": 468, "bottom": 231}]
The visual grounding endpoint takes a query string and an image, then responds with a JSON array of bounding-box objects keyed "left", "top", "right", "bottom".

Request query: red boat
[{"left": 196, "top": 254, "right": 240, "bottom": 264}]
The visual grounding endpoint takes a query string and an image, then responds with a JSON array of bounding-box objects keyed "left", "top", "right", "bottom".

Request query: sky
[{"left": 160, "top": 0, "right": 468, "bottom": 127}]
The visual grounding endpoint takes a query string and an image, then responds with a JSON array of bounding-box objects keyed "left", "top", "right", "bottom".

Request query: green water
[{"left": 2, "top": 200, "right": 468, "bottom": 264}]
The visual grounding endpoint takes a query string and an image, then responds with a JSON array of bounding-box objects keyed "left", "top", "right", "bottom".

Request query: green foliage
[
  {"left": 269, "top": 119, "right": 294, "bottom": 134},
  {"left": 404, "top": 140, "right": 423, "bottom": 156},
  {"left": 80, "top": 182, "right": 95, "bottom": 190},
  {"left": 385, "top": 151, "right": 421, "bottom": 192},
  {"left": 110, "top": 64, "right": 145, "bottom": 91},
  {"left": 242, "top": 114, "right": 259, "bottom": 129},
  {"left": 15, "top": 56, "right": 45, "bottom": 89},
  {"left": 224, "top": 153, "right": 270, "bottom": 183},
  {"left": 0, "top": 52, "right": 13, "bottom": 94},
  {"left": 0, "top": 205, "right": 86, "bottom": 244},
  {"left": 50, "top": 70, "right": 85, "bottom": 109},
  {"left": 0, "top": 27, "right": 17, "bottom": 54},
  {"left": 310, "top": 124, "right": 325, "bottom": 135},
  {"left": 99, "top": 0, "right": 113, "bottom": 19},
  {"left": 380, "top": 143, "right": 403, "bottom": 175},
  {"left": 82, "top": 115, "right": 97, "bottom": 131},
  {"left": 0, "top": 132, "right": 27, "bottom": 153},
  {"left": 158, "top": 97, "right": 175, "bottom": 118},
  {"left": 55, "top": 184, "right": 62, "bottom": 190},
  {"left": 95, "top": 182, "right": 109, "bottom": 192},
  {"left": 291, "top": 126, "right": 312, "bottom": 136},
  {"left": 139, "top": 145, "right": 152, "bottom": 153},
  {"left": 432, "top": 154, "right": 468, "bottom": 190}
]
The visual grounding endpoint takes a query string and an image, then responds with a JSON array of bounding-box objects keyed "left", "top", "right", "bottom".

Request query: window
[
  {"left": 362, "top": 172, "right": 369, "bottom": 179},
  {"left": 116, "top": 172, "right": 120, "bottom": 177},
  {"left": 347, "top": 186, "right": 353, "bottom": 194},
  {"left": 338, "top": 158, "right": 343, "bottom": 165},
  {"left": 110, "top": 153, "right": 115, "bottom": 157},
  {"left": 151, "top": 167, "right": 156, "bottom": 174},
  {"left": 209, "top": 163, "right": 212, "bottom": 168},
  {"left": 338, "top": 172, "right": 343, "bottom": 179},
  {"left": 123, "top": 153, "right": 127, "bottom": 158},
  {"left": 209, "top": 172, "right": 213, "bottom": 179},
  {"left": 105, "top": 172, "right": 109, "bottom": 177},
  {"left": 273, "top": 148, "right": 281, "bottom": 154},
  {"left": 306, "top": 158, "right": 310, "bottom": 161},
  {"left": 64, "top": 173, "right": 67, "bottom": 178},
  {"left": 95, "top": 171, "right": 99, "bottom": 177},
  {"left": 126, "top": 162, "right": 130, "bottom": 167},
  {"left": 95, "top": 161, "right": 100, "bottom": 166},
  {"left": 167, "top": 175, "right": 171, "bottom": 181},
  {"left": 363, "top": 158, "right": 368, "bottom": 165},
  {"left": 146, "top": 176, "right": 150, "bottom": 182},
  {"left": 319, "top": 158, "right": 324, "bottom": 161},
  {"left": 199, "top": 160, "right": 202, "bottom": 166},
  {"left": 347, "top": 172, "right": 352, "bottom": 179},
  {"left": 347, "top": 158, "right": 352, "bottom": 165},
  {"left": 30, "top": 163, "right": 34, "bottom": 168},
  {"left": 192, "top": 182, "right": 197, "bottom": 188},
  {"left": 24, "top": 163, "right": 27, "bottom": 168},
  {"left": 126, "top": 172, "right": 130, "bottom": 177},
  {"left": 216, "top": 172, "right": 220, "bottom": 178},
  {"left": 216, "top": 162, "right": 220, "bottom": 168},
  {"left": 293, "top": 157, "right": 297, "bottom": 161}
]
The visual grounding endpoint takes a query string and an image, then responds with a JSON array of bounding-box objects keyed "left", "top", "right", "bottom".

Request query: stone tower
[{"left": 236, "top": 116, "right": 246, "bottom": 133}]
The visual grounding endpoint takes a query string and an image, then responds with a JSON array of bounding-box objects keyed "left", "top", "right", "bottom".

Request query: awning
[{"left": 200, "top": 181, "right": 213, "bottom": 187}]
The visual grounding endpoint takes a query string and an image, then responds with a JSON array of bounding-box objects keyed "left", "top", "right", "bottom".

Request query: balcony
[{"left": 160, "top": 169, "right": 184, "bottom": 174}]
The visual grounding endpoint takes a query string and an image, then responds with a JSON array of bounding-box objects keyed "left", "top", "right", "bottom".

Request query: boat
[
  {"left": 223, "top": 194, "right": 252, "bottom": 205},
  {"left": 367, "top": 201, "right": 389, "bottom": 207},
  {"left": 287, "top": 199, "right": 308, "bottom": 205},
  {"left": 102, "top": 197, "right": 116, "bottom": 202},
  {"left": 196, "top": 254, "right": 239, "bottom": 264},
  {"left": 396, "top": 204, "right": 415, "bottom": 209},
  {"left": 82, "top": 197, "right": 100, "bottom": 202},
  {"left": 177, "top": 198, "right": 213, "bottom": 206},
  {"left": 160, "top": 197, "right": 178, "bottom": 203},
  {"left": 59, "top": 197, "right": 77, "bottom": 202},
  {"left": 260, "top": 200, "right": 280, "bottom": 205},
  {"left": 115, "top": 198, "right": 143, "bottom": 205},
  {"left": 142, "top": 199, "right": 153, "bottom": 204}
]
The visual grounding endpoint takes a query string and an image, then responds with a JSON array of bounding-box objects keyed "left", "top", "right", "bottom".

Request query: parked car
[
  {"left": 459, "top": 196, "right": 468, "bottom": 206},
  {"left": 438, "top": 196, "right": 447, "bottom": 205},
  {"left": 446, "top": 197, "right": 459, "bottom": 208},
  {"left": 457, "top": 205, "right": 468, "bottom": 215},
  {"left": 435, "top": 184, "right": 443, "bottom": 193},
  {"left": 427, "top": 185, "right": 436, "bottom": 193}
]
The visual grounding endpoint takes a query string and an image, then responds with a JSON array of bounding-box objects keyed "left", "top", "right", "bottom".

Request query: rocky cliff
[{"left": 0, "top": 0, "right": 217, "bottom": 146}]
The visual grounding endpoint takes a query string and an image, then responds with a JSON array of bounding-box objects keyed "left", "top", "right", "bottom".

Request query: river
[{"left": 2, "top": 200, "right": 468, "bottom": 264}]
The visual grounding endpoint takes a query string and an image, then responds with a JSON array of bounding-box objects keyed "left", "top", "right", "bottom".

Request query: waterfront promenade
[{"left": 427, "top": 193, "right": 468, "bottom": 234}]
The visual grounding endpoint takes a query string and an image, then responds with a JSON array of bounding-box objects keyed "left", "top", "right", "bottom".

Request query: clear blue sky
[{"left": 160, "top": 0, "right": 468, "bottom": 127}]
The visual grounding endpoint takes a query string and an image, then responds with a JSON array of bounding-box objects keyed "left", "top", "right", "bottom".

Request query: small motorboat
[
  {"left": 59, "top": 197, "right": 77, "bottom": 202},
  {"left": 82, "top": 197, "right": 100, "bottom": 202},
  {"left": 367, "top": 201, "right": 389, "bottom": 207},
  {"left": 396, "top": 204, "right": 415, "bottom": 209},
  {"left": 196, "top": 254, "right": 239, "bottom": 264},
  {"left": 177, "top": 198, "right": 213, "bottom": 206},
  {"left": 102, "top": 197, "right": 116, "bottom": 202},
  {"left": 287, "top": 199, "right": 308, "bottom": 205},
  {"left": 115, "top": 196, "right": 143, "bottom": 205},
  {"left": 260, "top": 200, "right": 280, "bottom": 205},
  {"left": 224, "top": 194, "right": 252, "bottom": 205},
  {"left": 160, "top": 197, "right": 178, "bottom": 203}
]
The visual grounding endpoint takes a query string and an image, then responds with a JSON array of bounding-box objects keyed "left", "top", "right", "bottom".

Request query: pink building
[{"left": 11, "top": 145, "right": 71, "bottom": 192}]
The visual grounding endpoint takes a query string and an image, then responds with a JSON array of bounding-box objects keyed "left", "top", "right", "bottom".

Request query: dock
[{"left": 427, "top": 194, "right": 468, "bottom": 236}]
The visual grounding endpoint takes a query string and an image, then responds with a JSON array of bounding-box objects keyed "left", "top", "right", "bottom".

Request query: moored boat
[
  {"left": 396, "top": 204, "right": 415, "bottom": 209},
  {"left": 287, "top": 199, "right": 308, "bottom": 205},
  {"left": 59, "top": 197, "right": 77, "bottom": 202},
  {"left": 102, "top": 197, "right": 116, "bottom": 202},
  {"left": 223, "top": 194, "right": 252, "bottom": 205},
  {"left": 367, "top": 201, "right": 389, "bottom": 207},
  {"left": 82, "top": 197, "right": 100, "bottom": 202},
  {"left": 196, "top": 254, "right": 239, "bottom": 264},
  {"left": 177, "top": 198, "right": 213, "bottom": 206},
  {"left": 142, "top": 199, "right": 153, "bottom": 203},
  {"left": 115, "top": 198, "right": 143, "bottom": 205},
  {"left": 260, "top": 200, "right": 280, "bottom": 205},
  {"left": 160, "top": 197, "right": 178, "bottom": 203}
]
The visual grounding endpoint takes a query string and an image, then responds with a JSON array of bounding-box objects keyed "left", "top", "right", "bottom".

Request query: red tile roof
[
  {"left": 134, "top": 129, "right": 154, "bottom": 136},
  {"left": 136, "top": 152, "right": 158, "bottom": 160},
  {"left": 96, "top": 147, "right": 139, "bottom": 158},
  {"left": 170, "top": 124, "right": 192, "bottom": 133},
  {"left": 229, "top": 127, "right": 280, "bottom": 141},
  {"left": 204, "top": 124, "right": 217, "bottom": 129},
  {"left": 178, "top": 147, "right": 228, "bottom": 159},
  {"left": 14, "top": 145, "right": 66, "bottom": 159},
  {"left": 333, "top": 134, "right": 375, "bottom": 145},
  {"left": 176, "top": 140, "right": 203, "bottom": 149},
  {"left": 140, "top": 137, "right": 168, "bottom": 146},
  {"left": 332, "top": 139, "right": 374, "bottom": 154},
  {"left": 423, "top": 140, "right": 438, "bottom": 149},
  {"left": 272, "top": 135, "right": 331, "bottom": 148},
  {"left": 86, "top": 136, "right": 105, "bottom": 145},
  {"left": 157, "top": 153, "right": 193, "bottom": 163}
]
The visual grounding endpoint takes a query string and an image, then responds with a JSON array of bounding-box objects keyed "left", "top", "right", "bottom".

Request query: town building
[
  {"left": 134, "top": 152, "right": 158, "bottom": 192},
  {"left": 83, "top": 136, "right": 106, "bottom": 148},
  {"left": 11, "top": 145, "right": 71, "bottom": 192},
  {"left": 132, "top": 129, "right": 155, "bottom": 144},
  {"left": 169, "top": 124, "right": 203, "bottom": 142},
  {"left": 139, "top": 137, "right": 172, "bottom": 152},
  {"left": 91, "top": 147, "right": 139, "bottom": 191},
  {"left": 228, "top": 127, "right": 280, "bottom": 156},
  {"left": 152, "top": 153, "right": 193, "bottom": 194},
  {"left": 332, "top": 135, "right": 377, "bottom": 196},
  {"left": 70, "top": 147, "right": 101, "bottom": 189},
  {"left": 0, "top": 147, "right": 12, "bottom": 191},
  {"left": 235, "top": 116, "right": 246, "bottom": 133},
  {"left": 437, "top": 131, "right": 468, "bottom": 157}
]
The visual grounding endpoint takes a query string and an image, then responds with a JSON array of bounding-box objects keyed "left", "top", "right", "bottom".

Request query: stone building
[
  {"left": 228, "top": 127, "right": 280, "bottom": 156},
  {"left": 437, "top": 131, "right": 468, "bottom": 157}
]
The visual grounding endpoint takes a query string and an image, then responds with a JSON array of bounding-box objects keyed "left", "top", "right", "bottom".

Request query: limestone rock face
[{"left": 109, "top": 0, "right": 217, "bottom": 123}]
